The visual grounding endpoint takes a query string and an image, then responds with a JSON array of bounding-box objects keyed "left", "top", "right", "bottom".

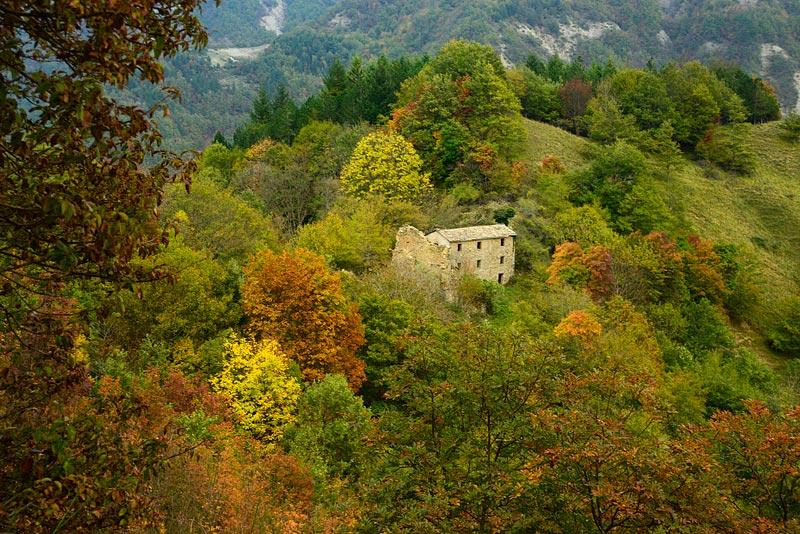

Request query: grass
[
  {"left": 524, "top": 120, "right": 592, "bottom": 171},
  {"left": 518, "top": 118, "right": 800, "bottom": 365}
]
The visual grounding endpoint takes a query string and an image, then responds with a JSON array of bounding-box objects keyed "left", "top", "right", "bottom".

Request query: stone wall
[
  {"left": 391, "top": 226, "right": 458, "bottom": 297},
  {"left": 392, "top": 225, "right": 515, "bottom": 300}
]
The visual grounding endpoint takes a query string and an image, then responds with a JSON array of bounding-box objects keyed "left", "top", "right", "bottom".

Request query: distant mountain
[{"left": 150, "top": 0, "right": 800, "bottom": 149}]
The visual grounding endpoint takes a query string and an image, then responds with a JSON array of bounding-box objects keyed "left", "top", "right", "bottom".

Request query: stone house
[{"left": 392, "top": 224, "right": 516, "bottom": 298}]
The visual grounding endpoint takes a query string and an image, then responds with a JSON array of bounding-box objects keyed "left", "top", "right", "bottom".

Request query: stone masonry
[{"left": 392, "top": 224, "right": 516, "bottom": 299}]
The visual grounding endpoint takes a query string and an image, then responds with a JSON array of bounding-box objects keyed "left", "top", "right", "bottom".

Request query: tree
[
  {"left": 0, "top": 1, "right": 214, "bottom": 530},
  {"left": 242, "top": 248, "right": 367, "bottom": 390},
  {"left": 390, "top": 40, "right": 526, "bottom": 188},
  {"left": 779, "top": 112, "right": 800, "bottom": 143},
  {"left": 1, "top": 0, "right": 212, "bottom": 343},
  {"left": 768, "top": 295, "right": 800, "bottom": 356},
  {"left": 291, "top": 197, "right": 404, "bottom": 273},
  {"left": 340, "top": 131, "right": 432, "bottom": 202},
  {"left": 107, "top": 238, "right": 241, "bottom": 373},
  {"left": 513, "top": 68, "right": 562, "bottom": 123},
  {"left": 284, "top": 374, "right": 372, "bottom": 479},
  {"left": 211, "top": 336, "right": 302, "bottom": 441},
  {"left": 162, "top": 175, "right": 278, "bottom": 264},
  {"left": 360, "top": 325, "right": 558, "bottom": 533}
]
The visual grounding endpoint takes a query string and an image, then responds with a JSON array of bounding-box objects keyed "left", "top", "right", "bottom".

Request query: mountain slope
[
  {"left": 200, "top": 0, "right": 800, "bottom": 113},
  {"left": 523, "top": 117, "right": 800, "bottom": 319}
]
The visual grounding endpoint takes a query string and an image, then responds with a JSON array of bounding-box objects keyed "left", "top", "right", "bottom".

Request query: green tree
[
  {"left": 107, "top": 239, "right": 241, "bottom": 373},
  {"left": 390, "top": 40, "right": 526, "bottom": 188},
  {"left": 360, "top": 325, "right": 557, "bottom": 532},
  {"left": 292, "top": 198, "right": 401, "bottom": 273},
  {"left": 284, "top": 374, "right": 372, "bottom": 479},
  {"left": 340, "top": 131, "right": 432, "bottom": 202},
  {"left": 511, "top": 67, "right": 562, "bottom": 123},
  {"left": 768, "top": 295, "right": 800, "bottom": 356},
  {"left": 779, "top": 111, "right": 800, "bottom": 143},
  {"left": 162, "top": 175, "right": 278, "bottom": 264}
]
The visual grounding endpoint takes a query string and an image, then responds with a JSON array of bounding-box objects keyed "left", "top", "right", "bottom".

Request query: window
[
  {"left": 457, "top": 243, "right": 462, "bottom": 251},
  {"left": 500, "top": 238, "right": 505, "bottom": 246},
  {"left": 498, "top": 273, "right": 504, "bottom": 283},
  {"left": 500, "top": 256, "right": 505, "bottom": 264},
  {"left": 457, "top": 262, "right": 461, "bottom": 269},
  {"left": 476, "top": 259, "right": 481, "bottom": 268},
  {"left": 477, "top": 241, "right": 482, "bottom": 249}
]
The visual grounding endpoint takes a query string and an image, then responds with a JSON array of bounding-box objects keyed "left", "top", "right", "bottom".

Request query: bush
[
  {"left": 767, "top": 296, "right": 800, "bottom": 356},
  {"left": 778, "top": 112, "right": 800, "bottom": 143},
  {"left": 695, "top": 125, "right": 756, "bottom": 175}
]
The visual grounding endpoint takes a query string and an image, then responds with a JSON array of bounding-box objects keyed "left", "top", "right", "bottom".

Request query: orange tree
[{"left": 242, "top": 248, "right": 366, "bottom": 390}]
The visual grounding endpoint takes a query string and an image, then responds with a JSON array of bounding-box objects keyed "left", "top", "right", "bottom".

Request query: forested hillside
[
  {"left": 5, "top": 1, "right": 800, "bottom": 532},
  {"left": 136, "top": 0, "right": 800, "bottom": 150}
]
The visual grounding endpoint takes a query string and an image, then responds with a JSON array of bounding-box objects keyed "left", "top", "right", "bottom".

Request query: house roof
[{"left": 427, "top": 224, "right": 516, "bottom": 243}]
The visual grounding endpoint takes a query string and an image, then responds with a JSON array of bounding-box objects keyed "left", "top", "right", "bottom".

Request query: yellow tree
[
  {"left": 340, "top": 130, "right": 432, "bottom": 202},
  {"left": 211, "top": 336, "right": 301, "bottom": 441},
  {"left": 243, "top": 248, "right": 366, "bottom": 390}
]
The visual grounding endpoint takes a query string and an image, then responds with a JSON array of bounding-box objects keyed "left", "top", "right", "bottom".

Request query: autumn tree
[
  {"left": 243, "top": 248, "right": 366, "bottom": 389},
  {"left": 0, "top": 0, "right": 210, "bottom": 340},
  {"left": 0, "top": 1, "right": 214, "bottom": 530},
  {"left": 340, "top": 130, "right": 432, "bottom": 202},
  {"left": 212, "top": 336, "right": 302, "bottom": 441},
  {"left": 390, "top": 40, "right": 526, "bottom": 189}
]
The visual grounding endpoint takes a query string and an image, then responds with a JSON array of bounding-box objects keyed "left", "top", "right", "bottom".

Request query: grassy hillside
[
  {"left": 676, "top": 122, "right": 800, "bottom": 301},
  {"left": 521, "top": 118, "right": 800, "bottom": 345}
]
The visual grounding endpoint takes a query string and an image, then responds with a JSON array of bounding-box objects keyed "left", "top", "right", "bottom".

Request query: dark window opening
[
  {"left": 477, "top": 241, "right": 482, "bottom": 249},
  {"left": 498, "top": 273, "right": 504, "bottom": 283},
  {"left": 457, "top": 243, "right": 462, "bottom": 251},
  {"left": 500, "top": 238, "right": 505, "bottom": 246},
  {"left": 500, "top": 256, "right": 505, "bottom": 264},
  {"left": 476, "top": 259, "right": 482, "bottom": 268}
]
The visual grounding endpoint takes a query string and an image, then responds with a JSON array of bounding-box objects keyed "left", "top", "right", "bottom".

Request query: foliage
[
  {"left": 547, "top": 242, "right": 613, "bottom": 302},
  {"left": 242, "top": 248, "right": 367, "bottom": 389},
  {"left": 360, "top": 325, "right": 559, "bottom": 533},
  {"left": 696, "top": 123, "right": 757, "bottom": 175},
  {"left": 568, "top": 141, "right": 675, "bottom": 233},
  {"left": 163, "top": 175, "right": 278, "bottom": 263},
  {"left": 712, "top": 64, "right": 781, "bottom": 123},
  {"left": 233, "top": 85, "right": 300, "bottom": 147},
  {"left": 0, "top": 0, "right": 210, "bottom": 344},
  {"left": 779, "top": 111, "right": 800, "bottom": 142},
  {"left": 340, "top": 131, "right": 432, "bottom": 202},
  {"left": 292, "top": 197, "right": 419, "bottom": 273},
  {"left": 0, "top": 365, "right": 221, "bottom": 532},
  {"left": 697, "top": 400, "right": 800, "bottom": 529},
  {"left": 768, "top": 295, "right": 800, "bottom": 356},
  {"left": 107, "top": 239, "right": 241, "bottom": 372},
  {"left": 234, "top": 121, "right": 370, "bottom": 235},
  {"left": 553, "top": 309, "right": 602, "bottom": 348},
  {"left": 197, "top": 142, "right": 244, "bottom": 186},
  {"left": 0, "top": 1, "right": 215, "bottom": 530},
  {"left": 284, "top": 374, "right": 372, "bottom": 480},
  {"left": 355, "top": 292, "right": 416, "bottom": 405},
  {"left": 390, "top": 40, "right": 527, "bottom": 189},
  {"left": 211, "top": 336, "right": 301, "bottom": 441}
]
